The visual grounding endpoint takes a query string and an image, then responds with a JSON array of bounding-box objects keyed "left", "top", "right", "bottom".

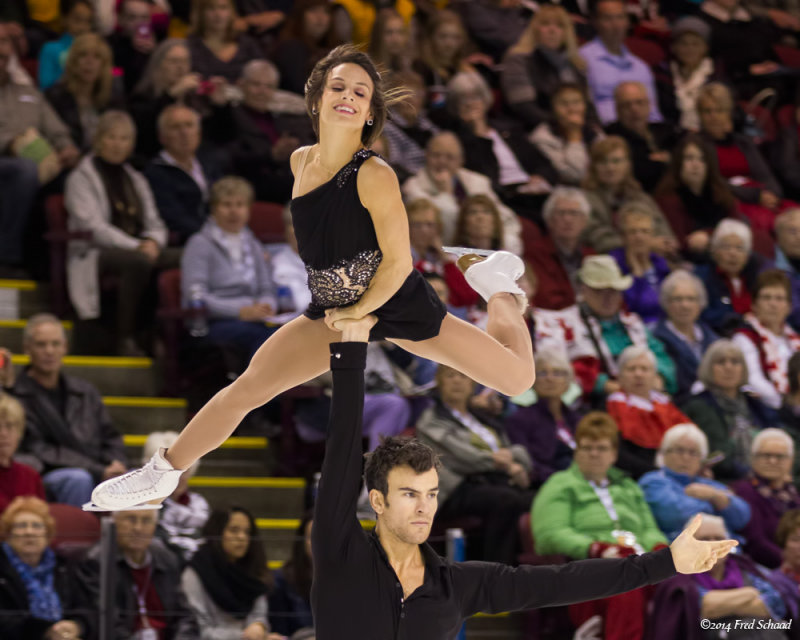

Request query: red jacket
[{"left": 530, "top": 235, "right": 593, "bottom": 310}]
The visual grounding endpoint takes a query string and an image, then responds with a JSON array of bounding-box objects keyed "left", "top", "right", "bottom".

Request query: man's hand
[
  {"left": 759, "top": 189, "right": 780, "bottom": 209},
  {"left": 603, "top": 380, "right": 621, "bottom": 394},
  {"left": 239, "top": 303, "right": 274, "bottom": 322},
  {"left": 670, "top": 514, "right": 738, "bottom": 574},
  {"left": 168, "top": 73, "right": 202, "bottom": 98},
  {"left": 132, "top": 30, "right": 156, "bottom": 54},
  {"left": 325, "top": 305, "right": 366, "bottom": 331},
  {"left": 650, "top": 235, "right": 679, "bottom": 256},
  {"left": 649, "top": 151, "right": 670, "bottom": 163},
  {"left": 429, "top": 168, "right": 454, "bottom": 194},
  {"left": 137, "top": 239, "right": 160, "bottom": 262},
  {"left": 469, "top": 388, "right": 503, "bottom": 415},
  {"left": 491, "top": 448, "right": 514, "bottom": 469},
  {"left": 749, "top": 61, "right": 780, "bottom": 76},
  {"left": 271, "top": 135, "right": 301, "bottom": 162},
  {"left": 507, "top": 462, "right": 530, "bottom": 488},
  {"left": 58, "top": 145, "right": 80, "bottom": 168},
  {"left": 103, "top": 460, "right": 127, "bottom": 480},
  {"left": 686, "top": 230, "right": 710, "bottom": 253},
  {"left": 241, "top": 621, "right": 268, "bottom": 640},
  {"left": 47, "top": 620, "right": 81, "bottom": 640},
  {"left": 207, "top": 77, "right": 230, "bottom": 106}
]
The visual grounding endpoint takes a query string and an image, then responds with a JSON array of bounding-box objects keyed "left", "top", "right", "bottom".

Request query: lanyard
[
  {"left": 132, "top": 565, "right": 153, "bottom": 627},
  {"left": 588, "top": 480, "right": 619, "bottom": 525}
]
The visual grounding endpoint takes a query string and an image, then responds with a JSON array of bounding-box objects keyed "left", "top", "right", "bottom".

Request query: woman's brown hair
[
  {"left": 191, "top": 0, "right": 239, "bottom": 42},
  {"left": 454, "top": 194, "right": 504, "bottom": 250},
  {"left": 582, "top": 136, "right": 640, "bottom": 194},
  {"left": 418, "top": 9, "right": 470, "bottom": 81},
  {"left": 64, "top": 32, "right": 113, "bottom": 107},
  {"left": 368, "top": 8, "right": 412, "bottom": 73},
  {"left": 304, "top": 44, "right": 406, "bottom": 147},
  {"left": 575, "top": 411, "right": 619, "bottom": 449},
  {"left": 0, "top": 497, "right": 55, "bottom": 541}
]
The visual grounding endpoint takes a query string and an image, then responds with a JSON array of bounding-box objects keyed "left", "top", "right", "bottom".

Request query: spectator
[
  {"left": 37, "top": 0, "right": 93, "bottom": 90},
  {"left": 529, "top": 83, "right": 603, "bottom": 187},
  {"left": 534, "top": 255, "right": 677, "bottom": 400},
  {"left": 188, "top": 0, "right": 264, "bottom": 84},
  {"left": 182, "top": 507, "right": 277, "bottom": 639},
  {"left": 532, "top": 411, "right": 667, "bottom": 640},
  {"left": 226, "top": 59, "right": 304, "bottom": 204},
  {"left": 235, "top": 0, "right": 290, "bottom": 51},
  {"left": 66, "top": 111, "right": 178, "bottom": 356},
  {"left": 0, "top": 22, "right": 79, "bottom": 277},
  {"left": 44, "top": 33, "right": 122, "bottom": 153},
  {"left": 332, "top": 0, "right": 413, "bottom": 47},
  {"left": 0, "top": 393, "right": 45, "bottom": 513},
  {"left": 77, "top": 509, "right": 199, "bottom": 640},
  {"left": 501, "top": 5, "right": 588, "bottom": 130},
  {"left": 145, "top": 104, "right": 225, "bottom": 245},
  {"left": 733, "top": 270, "right": 800, "bottom": 410},
  {"left": 695, "top": 218, "right": 764, "bottom": 334},
  {"left": 267, "top": 205, "right": 312, "bottom": 315},
  {"left": 665, "top": 514, "right": 796, "bottom": 637},
  {"left": 680, "top": 339, "right": 773, "bottom": 481},
  {"left": 130, "top": 39, "right": 230, "bottom": 160},
  {"left": 453, "top": 195, "right": 506, "bottom": 252},
  {"left": 181, "top": 176, "right": 279, "bottom": 361},
  {"left": 108, "top": 0, "right": 157, "bottom": 95},
  {"left": 402, "top": 132, "right": 522, "bottom": 255},
  {"left": 579, "top": 0, "right": 663, "bottom": 125},
  {"left": 779, "top": 352, "right": 800, "bottom": 484},
  {"left": 652, "top": 270, "right": 719, "bottom": 402},
  {"left": 447, "top": 71, "right": 557, "bottom": 222},
  {"left": 413, "top": 10, "right": 476, "bottom": 114},
  {"left": 368, "top": 8, "right": 412, "bottom": 74},
  {"left": 773, "top": 208, "right": 800, "bottom": 329},
  {"left": 607, "top": 82, "right": 679, "bottom": 192},
  {"left": 581, "top": 136, "right": 677, "bottom": 255},
  {"left": 733, "top": 429, "right": 800, "bottom": 569},
  {"left": 529, "top": 187, "right": 593, "bottom": 310},
  {"left": 0, "top": 497, "right": 86, "bottom": 640},
  {"left": 407, "top": 199, "right": 478, "bottom": 308},
  {"left": 655, "top": 17, "right": 719, "bottom": 132},
  {"left": 269, "top": 514, "right": 314, "bottom": 637},
  {"left": 13, "top": 314, "right": 126, "bottom": 506},
  {"left": 382, "top": 70, "right": 440, "bottom": 179},
  {"left": 698, "top": 83, "right": 786, "bottom": 233},
  {"left": 272, "top": 0, "right": 341, "bottom": 95},
  {"left": 505, "top": 345, "right": 582, "bottom": 486},
  {"left": 606, "top": 346, "right": 690, "bottom": 478},
  {"left": 609, "top": 204, "right": 672, "bottom": 324},
  {"left": 639, "top": 424, "right": 750, "bottom": 542},
  {"left": 777, "top": 509, "right": 800, "bottom": 584},
  {"left": 774, "top": 103, "right": 800, "bottom": 201},
  {"left": 416, "top": 365, "right": 534, "bottom": 564},
  {"left": 455, "top": 0, "right": 528, "bottom": 62},
  {"left": 698, "top": 0, "right": 781, "bottom": 95},
  {"left": 654, "top": 134, "right": 740, "bottom": 259},
  {"left": 144, "top": 432, "right": 209, "bottom": 561}
]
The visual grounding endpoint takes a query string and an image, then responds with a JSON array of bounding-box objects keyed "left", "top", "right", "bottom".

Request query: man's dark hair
[{"left": 364, "top": 437, "right": 441, "bottom": 497}]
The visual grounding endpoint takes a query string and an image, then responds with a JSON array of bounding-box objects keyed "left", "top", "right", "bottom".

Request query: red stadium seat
[
  {"left": 624, "top": 36, "right": 666, "bottom": 67},
  {"left": 49, "top": 503, "right": 101, "bottom": 560},
  {"left": 775, "top": 44, "right": 800, "bottom": 69},
  {"left": 249, "top": 201, "right": 286, "bottom": 243}
]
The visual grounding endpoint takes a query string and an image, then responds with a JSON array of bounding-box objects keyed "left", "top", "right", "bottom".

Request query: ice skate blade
[
  {"left": 82, "top": 501, "right": 163, "bottom": 512},
  {"left": 441, "top": 246, "right": 495, "bottom": 258}
]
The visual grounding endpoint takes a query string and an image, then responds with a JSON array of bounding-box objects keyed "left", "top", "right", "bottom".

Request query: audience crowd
[{"left": 1, "top": 0, "right": 800, "bottom": 637}]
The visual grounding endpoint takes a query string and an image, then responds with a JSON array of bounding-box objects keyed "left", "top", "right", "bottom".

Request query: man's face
[
  {"left": 778, "top": 213, "right": 800, "bottom": 259},
  {"left": 372, "top": 466, "right": 439, "bottom": 546},
  {"left": 581, "top": 284, "right": 623, "bottom": 319},
  {"left": 546, "top": 197, "right": 587, "bottom": 247},
  {"left": 25, "top": 322, "right": 67, "bottom": 378},
  {"left": 594, "top": 0, "right": 629, "bottom": 47},
  {"left": 115, "top": 511, "right": 158, "bottom": 556},
  {"left": 160, "top": 108, "right": 200, "bottom": 157},
  {"left": 241, "top": 68, "right": 277, "bottom": 113},
  {"left": 426, "top": 135, "right": 462, "bottom": 175},
  {"left": 616, "top": 84, "right": 650, "bottom": 131},
  {"left": 118, "top": 0, "right": 151, "bottom": 37},
  {"left": 0, "top": 25, "right": 13, "bottom": 78}
]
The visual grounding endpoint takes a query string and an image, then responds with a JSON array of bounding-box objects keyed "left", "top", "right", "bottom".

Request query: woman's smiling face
[{"left": 317, "top": 63, "right": 374, "bottom": 135}]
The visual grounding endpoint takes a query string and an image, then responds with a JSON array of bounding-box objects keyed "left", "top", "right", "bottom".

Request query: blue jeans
[
  {"left": 0, "top": 157, "right": 39, "bottom": 264},
  {"left": 43, "top": 467, "right": 95, "bottom": 506},
  {"left": 206, "top": 319, "right": 278, "bottom": 361}
]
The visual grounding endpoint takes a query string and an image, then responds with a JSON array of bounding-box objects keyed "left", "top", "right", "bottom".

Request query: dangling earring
[
  {"left": 366, "top": 118, "right": 374, "bottom": 126},
  {"left": 312, "top": 107, "right": 318, "bottom": 115}
]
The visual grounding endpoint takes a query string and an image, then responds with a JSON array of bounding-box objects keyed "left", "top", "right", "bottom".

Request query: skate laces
[{"left": 104, "top": 462, "right": 161, "bottom": 498}]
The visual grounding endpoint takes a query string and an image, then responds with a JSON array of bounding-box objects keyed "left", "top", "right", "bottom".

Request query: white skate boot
[
  {"left": 83, "top": 448, "right": 182, "bottom": 511},
  {"left": 442, "top": 247, "right": 528, "bottom": 314}
]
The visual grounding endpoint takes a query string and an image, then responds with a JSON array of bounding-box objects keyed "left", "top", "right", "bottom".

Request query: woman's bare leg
[
  {"left": 389, "top": 293, "right": 535, "bottom": 397},
  {"left": 165, "top": 315, "right": 339, "bottom": 469}
]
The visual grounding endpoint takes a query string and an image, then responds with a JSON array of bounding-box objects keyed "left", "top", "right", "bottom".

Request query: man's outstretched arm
[{"left": 311, "top": 317, "right": 376, "bottom": 566}]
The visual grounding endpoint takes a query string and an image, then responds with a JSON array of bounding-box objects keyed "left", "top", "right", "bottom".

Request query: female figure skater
[{"left": 88, "top": 44, "right": 535, "bottom": 511}]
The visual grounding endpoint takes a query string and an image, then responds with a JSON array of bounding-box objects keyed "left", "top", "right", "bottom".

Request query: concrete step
[
  {"left": 123, "top": 435, "right": 271, "bottom": 470},
  {"left": 105, "top": 396, "right": 187, "bottom": 434},
  {"left": 11, "top": 354, "right": 158, "bottom": 396},
  {"left": 0, "top": 319, "right": 73, "bottom": 353},
  {"left": 0, "top": 280, "right": 51, "bottom": 319},
  {"left": 188, "top": 476, "right": 306, "bottom": 520}
]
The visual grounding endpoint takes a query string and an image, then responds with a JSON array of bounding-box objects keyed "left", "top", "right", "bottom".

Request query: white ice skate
[
  {"left": 82, "top": 448, "right": 182, "bottom": 512},
  {"left": 442, "top": 247, "right": 528, "bottom": 314}
]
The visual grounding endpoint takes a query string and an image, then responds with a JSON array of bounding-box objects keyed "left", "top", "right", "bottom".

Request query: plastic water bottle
[
  {"left": 276, "top": 285, "right": 295, "bottom": 313},
  {"left": 186, "top": 285, "right": 209, "bottom": 337}
]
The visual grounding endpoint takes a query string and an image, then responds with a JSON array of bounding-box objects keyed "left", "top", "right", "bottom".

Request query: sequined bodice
[{"left": 290, "top": 149, "right": 383, "bottom": 311}]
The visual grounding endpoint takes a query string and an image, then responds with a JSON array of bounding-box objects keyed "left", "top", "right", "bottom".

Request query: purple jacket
[
  {"left": 732, "top": 475, "right": 800, "bottom": 569},
  {"left": 505, "top": 400, "right": 583, "bottom": 485},
  {"left": 609, "top": 248, "right": 671, "bottom": 324}
]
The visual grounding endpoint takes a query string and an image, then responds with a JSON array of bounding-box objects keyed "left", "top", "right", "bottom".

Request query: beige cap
[{"left": 577, "top": 255, "right": 633, "bottom": 290}]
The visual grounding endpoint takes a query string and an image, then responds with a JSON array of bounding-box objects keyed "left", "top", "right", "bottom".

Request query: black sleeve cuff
[{"left": 330, "top": 342, "right": 368, "bottom": 370}]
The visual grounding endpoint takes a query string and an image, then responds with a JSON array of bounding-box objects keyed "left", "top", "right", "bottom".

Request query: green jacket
[{"left": 531, "top": 463, "right": 667, "bottom": 559}]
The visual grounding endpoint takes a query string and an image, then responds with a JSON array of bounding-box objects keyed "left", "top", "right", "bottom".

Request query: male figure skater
[{"left": 314, "top": 315, "right": 737, "bottom": 640}]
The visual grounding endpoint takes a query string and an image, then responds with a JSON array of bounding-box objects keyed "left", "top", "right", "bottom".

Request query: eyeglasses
[
  {"left": 754, "top": 452, "right": 790, "bottom": 461},
  {"left": 11, "top": 521, "right": 46, "bottom": 532},
  {"left": 668, "top": 295, "right": 699, "bottom": 304},
  {"left": 578, "top": 444, "right": 613, "bottom": 454},
  {"left": 715, "top": 244, "right": 746, "bottom": 253},
  {"left": 551, "top": 209, "right": 584, "bottom": 218},
  {"left": 665, "top": 447, "right": 702, "bottom": 458},
  {"left": 756, "top": 293, "right": 788, "bottom": 303},
  {"left": 537, "top": 369, "right": 569, "bottom": 378}
]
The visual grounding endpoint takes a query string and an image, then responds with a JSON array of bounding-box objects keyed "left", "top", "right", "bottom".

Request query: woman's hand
[
  {"left": 137, "top": 239, "right": 160, "bottom": 262},
  {"left": 686, "top": 230, "right": 710, "bottom": 253},
  {"left": 207, "top": 76, "right": 231, "bottom": 106},
  {"left": 0, "top": 348, "right": 15, "bottom": 389},
  {"left": 507, "top": 462, "right": 530, "bottom": 488},
  {"left": 324, "top": 306, "right": 367, "bottom": 331},
  {"left": 239, "top": 303, "right": 273, "bottom": 322},
  {"left": 759, "top": 190, "right": 780, "bottom": 209},
  {"left": 46, "top": 620, "right": 81, "bottom": 640},
  {"left": 169, "top": 73, "right": 202, "bottom": 98},
  {"left": 241, "top": 621, "right": 268, "bottom": 640}
]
